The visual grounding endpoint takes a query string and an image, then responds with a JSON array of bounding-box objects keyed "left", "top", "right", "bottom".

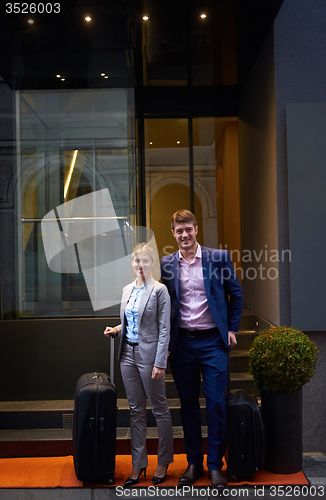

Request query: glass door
[{"left": 144, "top": 117, "right": 241, "bottom": 265}]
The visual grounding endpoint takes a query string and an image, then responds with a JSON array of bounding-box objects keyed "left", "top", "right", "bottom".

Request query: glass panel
[
  {"left": 17, "top": 88, "right": 136, "bottom": 317},
  {"left": 144, "top": 117, "right": 240, "bottom": 262},
  {"left": 144, "top": 118, "right": 189, "bottom": 259},
  {"left": 141, "top": 0, "right": 187, "bottom": 86},
  {"left": 193, "top": 118, "right": 240, "bottom": 258},
  {"left": 190, "top": 0, "right": 237, "bottom": 85}
]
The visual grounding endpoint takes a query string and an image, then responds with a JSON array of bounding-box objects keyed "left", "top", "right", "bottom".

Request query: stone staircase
[{"left": 0, "top": 311, "right": 271, "bottom": 458}]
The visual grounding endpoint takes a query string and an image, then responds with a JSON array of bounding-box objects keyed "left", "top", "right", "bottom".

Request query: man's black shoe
[
  {"left": 208, "top": 470, "right": 227, "bottom": 490},
  {"left": 178, "top": 464, "right": 204, "bottom": 486}
]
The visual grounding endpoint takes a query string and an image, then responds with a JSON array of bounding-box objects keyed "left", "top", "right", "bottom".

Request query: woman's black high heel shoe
[
  {"left": 152, "top": 464, "right": 169, "bottom": 485},
  {"left": 124, "top": 467, "right": 146, "bottom": 486}
]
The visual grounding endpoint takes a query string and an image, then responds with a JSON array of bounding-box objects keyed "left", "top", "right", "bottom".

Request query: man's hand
[
  {"left": 228, "top": 331, "right": 237, "bottom": 347},
  {"left": 152, "top": 367, "right": 165, "bottom": 379}
]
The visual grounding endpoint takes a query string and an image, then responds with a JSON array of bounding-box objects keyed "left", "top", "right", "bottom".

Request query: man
[{"left": 161, "top": 209, "right": 243, "bottom": 490}]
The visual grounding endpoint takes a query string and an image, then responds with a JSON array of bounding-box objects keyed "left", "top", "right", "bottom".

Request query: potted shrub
[{"left": 248, "top": 326, "right": 318, "bottom": 474}]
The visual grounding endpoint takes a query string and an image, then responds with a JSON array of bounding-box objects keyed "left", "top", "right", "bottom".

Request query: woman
[{"left": 104, "top": 243, "right": 173, "bottom": 486}]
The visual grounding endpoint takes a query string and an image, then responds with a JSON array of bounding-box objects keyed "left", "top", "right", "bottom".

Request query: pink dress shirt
[{"left": 179, "top": 244, "right": 217, "bottom": 330}]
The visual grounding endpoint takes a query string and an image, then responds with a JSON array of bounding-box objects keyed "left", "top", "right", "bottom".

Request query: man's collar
[{"left": 178, "top": 243, "right": 202, "bottom": 262}]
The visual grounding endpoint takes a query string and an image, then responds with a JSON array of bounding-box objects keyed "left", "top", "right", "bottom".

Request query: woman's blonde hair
[{"left": 131, "top": 243, "right": 155, "bottom": 263}]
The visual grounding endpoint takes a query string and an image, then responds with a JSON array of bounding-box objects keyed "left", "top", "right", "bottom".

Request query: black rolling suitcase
[
  {"left": 73, "top": 371, "right": 117, "bottom": 485},
  {"left": 226, "top": 389, "right": 265, "bottom": 482}
]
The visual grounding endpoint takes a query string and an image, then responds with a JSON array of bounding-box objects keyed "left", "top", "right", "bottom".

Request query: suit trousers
[
  {"left": 169, "top": 330, "right": 228, "bottom": 470},
  {"left": 120, "top": 343, "right": 173, "bottom": 469}
]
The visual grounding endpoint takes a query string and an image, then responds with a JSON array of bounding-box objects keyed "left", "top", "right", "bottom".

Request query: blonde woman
[{"left": 104, "top": 243, "right": 173, "bottom": 486}]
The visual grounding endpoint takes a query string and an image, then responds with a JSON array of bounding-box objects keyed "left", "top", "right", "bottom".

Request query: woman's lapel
[{"left": 137, "top": 277, "right": 155, "bottom": 327}]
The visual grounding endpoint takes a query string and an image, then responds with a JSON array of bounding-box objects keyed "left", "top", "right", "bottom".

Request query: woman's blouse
[{"left": 124, "top": 280, "right": 146, "bottom": 342}]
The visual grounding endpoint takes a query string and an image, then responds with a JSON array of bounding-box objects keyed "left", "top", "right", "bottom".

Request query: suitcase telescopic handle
[
  {"left": 227, "top": 351, "right": 231, "bottom": 400},
  {"left": 110, "top": 336, "right": 115, "bottom": 384}
]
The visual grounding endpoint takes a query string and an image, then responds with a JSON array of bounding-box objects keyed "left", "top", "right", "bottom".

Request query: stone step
[
  {"left": 0, "top": 371, "right": 259, "bottom": 433},
  {"left": 239, "top": 310, "right": 273, "bottom": 333},
  {"left": 0, "top": 400, "right": 74, "bottom": 431},
  {"left": 165, "top": 371, "right": 258, "bottom": 398},
  {"left": 116, "top": 398, "right": 208, "bottom": 427},
  {"left": 0, "top": 398, "right": 208, "bottom": 430},
  {"left": 230, "top": 372, "right": 258, "bottom": 395},
  {"left": 230, "top": 349, "right": 251, "bottom": 372},
  {"left": 0, "top": 426, "right": 208, "bottom": 458},
  {"left": 239, "top": 310, "right": 258, "bottom": 330},
  {"left": 234, "top": 329, "right": 259, "bottom": 350},
  {"left": 0, "top": 311, "right": 264, "bottom": 458}
]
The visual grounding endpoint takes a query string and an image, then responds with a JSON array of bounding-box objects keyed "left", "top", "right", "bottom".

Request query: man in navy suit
[{"left": 161, "top": 210, "right": 243, "bottom": 490}]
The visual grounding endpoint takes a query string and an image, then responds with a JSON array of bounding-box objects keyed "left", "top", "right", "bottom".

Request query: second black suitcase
[
  {"left": 226, "top": 389, "right": 265, "bottom": 482},
  {"left": 73, "top": 372, "right": 117, "bottom": 486}
]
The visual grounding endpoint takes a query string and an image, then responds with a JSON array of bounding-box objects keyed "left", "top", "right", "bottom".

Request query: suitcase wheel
[
  {"left": 227, "top": 472, "right": 255, "bottom": 483},
  {"left": 227, "top": 472, "right": 237, "bottom": 483}
]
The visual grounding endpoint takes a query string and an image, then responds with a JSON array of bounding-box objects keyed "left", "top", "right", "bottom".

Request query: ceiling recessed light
[
  {"left": 27, "top": 19, "right": 34, "bottom": 24},
  {"left": 149, "top": 141, "right": 153, "bottom": 145},
  {"left": 61, "top": 78, "right": 66, "bottom": 81},
  {"left": 176, "top": 140, "right": 181, "bottom": 144},
  {"left": 85, "top": 16, "right": 92, "bottom": 22},
  {"left": 104, "top": 75, "right": 109, "bottom": 79},
  {"left": 143, "top": 15, "right": 149, "bottom": 20},
  {"left": 100, "top": 73, "right": 105, "bottom": 76},
  {"left": 200, "top": 13, "right": 207, "bottom": 19},
  {"left": 56, "top": 74, "right": 61, "bottom": 78}
]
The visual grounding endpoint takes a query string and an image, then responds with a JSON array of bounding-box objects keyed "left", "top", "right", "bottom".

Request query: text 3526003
[
  {"left": 5, "top": 3, "right": 60, "bottom": 14},
  {"left": 268, "top": 485, "right": 325, "bottom": 497}
]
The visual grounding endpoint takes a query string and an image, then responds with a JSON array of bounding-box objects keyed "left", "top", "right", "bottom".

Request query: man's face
[{"left": 172, "top": 222, "right": 198, "bottom": 252}]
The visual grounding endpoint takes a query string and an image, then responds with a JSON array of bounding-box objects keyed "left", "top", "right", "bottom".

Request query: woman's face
[{"left": 132, "top": 251, "right": 154, "bottom": 281}]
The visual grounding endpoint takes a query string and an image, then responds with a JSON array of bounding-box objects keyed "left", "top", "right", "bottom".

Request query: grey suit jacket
[{"left": 115, "top": 277, "right": 171, "bottom": 369}]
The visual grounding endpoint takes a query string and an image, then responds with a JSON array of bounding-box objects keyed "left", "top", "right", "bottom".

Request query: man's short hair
[{"left": 171, "top": 210, "right": 197, "bottom": 230}]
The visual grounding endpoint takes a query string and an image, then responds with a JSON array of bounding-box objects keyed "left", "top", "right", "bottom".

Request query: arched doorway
[{"left": 149, "top": 182, "right": 203, "bottom": 261}]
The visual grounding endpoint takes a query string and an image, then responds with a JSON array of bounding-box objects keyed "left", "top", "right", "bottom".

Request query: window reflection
[
  {"left": 144, "top": 118, "right": 190, "bottom": 260},
  {"left": 18, "top": 89, "right": 136, "bottom": 317},
  {"left": 144, "top": 117, "right": 241, "bottom": 268},
  {"left": 141, "top": 0, "right": 237, "bottom": 86}
]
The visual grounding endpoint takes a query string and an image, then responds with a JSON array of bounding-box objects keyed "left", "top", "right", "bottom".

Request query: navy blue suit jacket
[{"left": 161, "top": 246, "right": 243, "bottom": 352}]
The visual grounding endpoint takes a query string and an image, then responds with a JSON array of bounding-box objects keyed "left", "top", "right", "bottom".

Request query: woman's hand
[
  {"left": 151, "top": 366, "right": 165, "bottom": 379},
  {"left": 104, "top": 326, "right": 118, "bottom": 337}
]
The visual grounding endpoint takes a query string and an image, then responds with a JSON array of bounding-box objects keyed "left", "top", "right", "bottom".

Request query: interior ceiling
[
  {"left": 0, "top": 0, "right": 284, "bottom": 91},
  {"left": 144, "top": 117, "right": 238, "bottom": 148}
]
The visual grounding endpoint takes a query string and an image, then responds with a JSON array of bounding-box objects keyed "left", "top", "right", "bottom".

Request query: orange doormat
[{"left": 0, "top": 454, "right": 308, "bottom": 488}]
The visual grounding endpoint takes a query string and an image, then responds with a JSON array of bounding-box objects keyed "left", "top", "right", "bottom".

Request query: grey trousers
[{"left": 120, "top": 343, "right": 174, "bottom": 469}]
